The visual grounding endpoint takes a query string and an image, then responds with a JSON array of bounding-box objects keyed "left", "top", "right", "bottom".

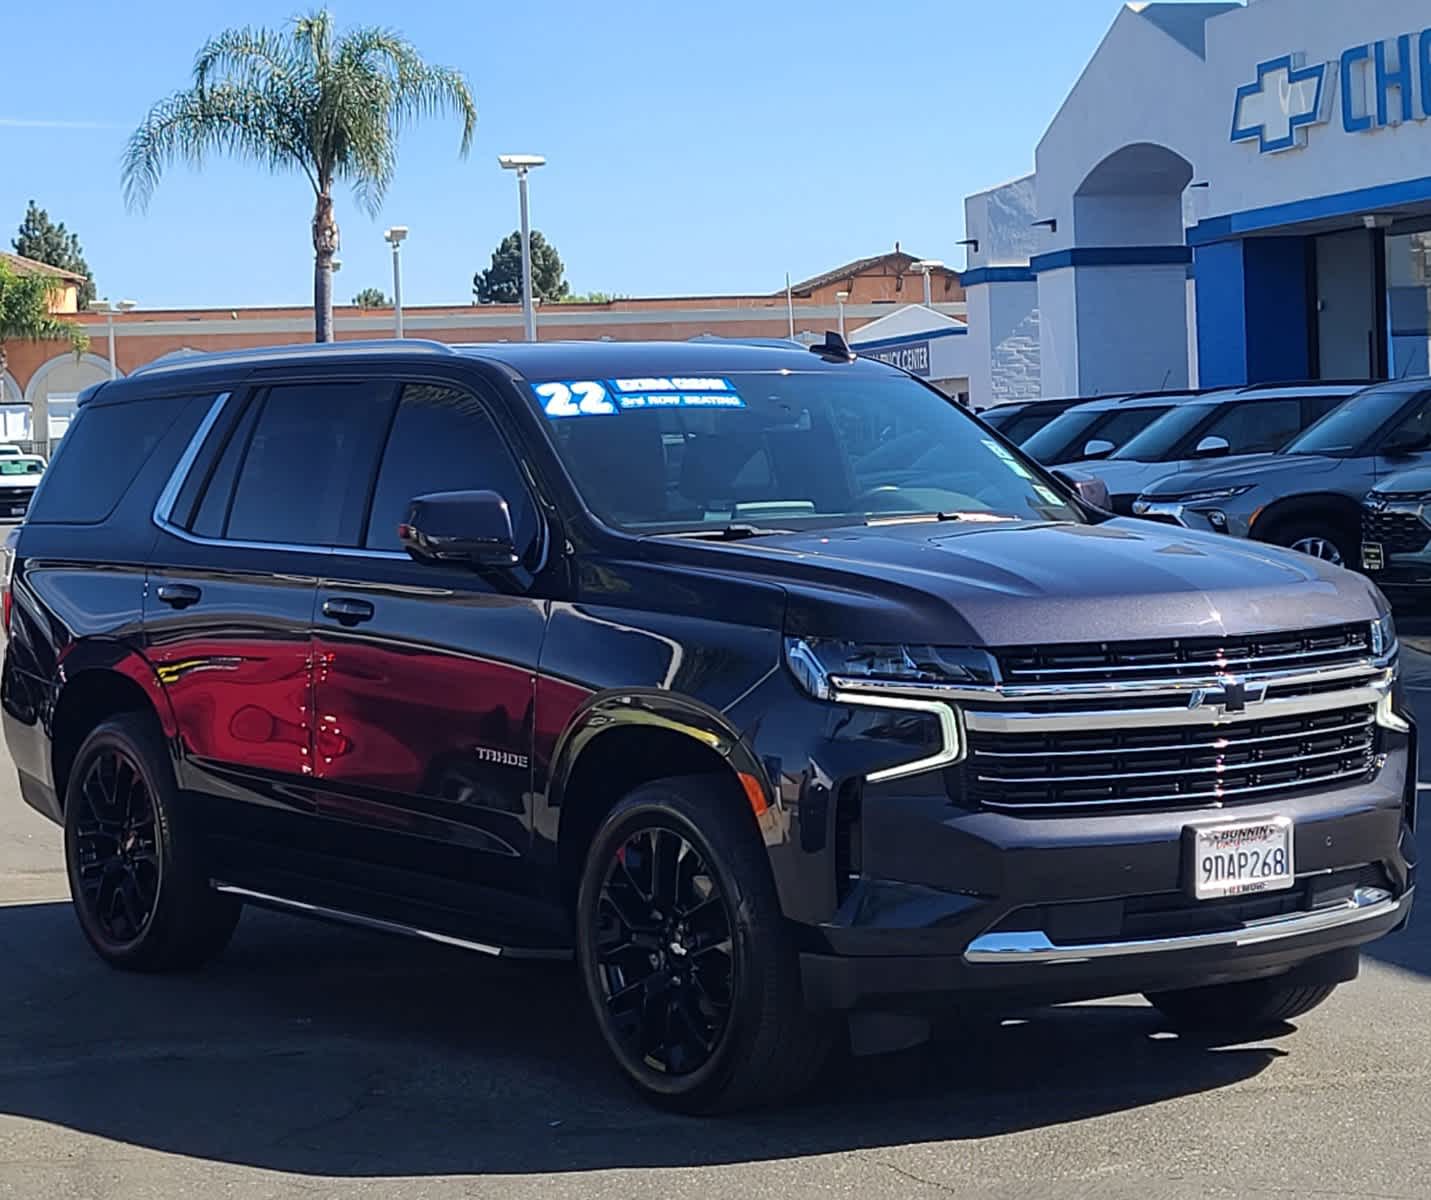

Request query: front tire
[
  {"left": 1145, "top": 978, "right": 1338, "bottom": 1033},
  {"left": 64, "top": 714, "right": 240, "bottom": 972},
  {"left": 1264, "top": 514, "right": 1359, "bottom": 569},
  {"left": 575, "top": 775, "right": 832, "bottom": 1113}
]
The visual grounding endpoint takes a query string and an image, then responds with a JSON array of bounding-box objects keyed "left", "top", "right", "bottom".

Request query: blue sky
[{"left": 1, "top": 1, "right": 1219, "bottom": 309}]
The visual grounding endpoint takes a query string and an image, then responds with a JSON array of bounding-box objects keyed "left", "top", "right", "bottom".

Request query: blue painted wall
[{"left": 1195, "top": 237, "right": 1311, "bottom": 385}]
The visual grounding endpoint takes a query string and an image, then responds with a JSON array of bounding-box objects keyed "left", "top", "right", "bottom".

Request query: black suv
[{"left": 2, "top": 339, "right": 1416, "bottom": 1113}]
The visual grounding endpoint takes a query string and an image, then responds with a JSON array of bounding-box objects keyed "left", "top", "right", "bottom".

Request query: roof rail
[{"left": 129, "top": 338, "right": 460, "bottom": 377}]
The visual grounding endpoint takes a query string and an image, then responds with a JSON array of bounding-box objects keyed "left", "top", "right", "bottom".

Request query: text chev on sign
[{"left": 1232, "top": 29, "right": 1431, "bottom": 154}]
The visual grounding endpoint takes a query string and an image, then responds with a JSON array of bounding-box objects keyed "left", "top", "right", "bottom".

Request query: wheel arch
[
  {"left": 49, "top": 648, "right": 179, "bottom": 809},
  {"left": 1251, "top": 491, "right": 1363, "bottom": 542},
  {"left": 549, "top": 690, "right": 778, "bottom": 914}
]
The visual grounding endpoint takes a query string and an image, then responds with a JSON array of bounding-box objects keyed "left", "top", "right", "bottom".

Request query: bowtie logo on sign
[{"left": 1232, "top": 30, "right": 1431, "bottom": 155}]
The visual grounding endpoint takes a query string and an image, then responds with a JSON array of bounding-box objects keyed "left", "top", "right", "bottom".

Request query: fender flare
[
  {"left": 545, "top": 687, "right": 778, "bottom": 819},
  {"left": 52, "top": 639, "right": 182, "bottom": 742},
  {"left": 1251, "top": 491, "right": 1363, "bottom": 540}
]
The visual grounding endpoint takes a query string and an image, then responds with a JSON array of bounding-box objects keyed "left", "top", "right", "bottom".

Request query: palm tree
[
  {"left": 0, "top": 259, "right": 88, "bottom": 384},
  {"left": 123, "top": 10, "right": 476, "bottom": 342}
]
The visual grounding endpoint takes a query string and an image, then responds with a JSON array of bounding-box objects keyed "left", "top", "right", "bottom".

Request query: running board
[{"left": 212, "top": 882, "right": 573, "bottom": 961}]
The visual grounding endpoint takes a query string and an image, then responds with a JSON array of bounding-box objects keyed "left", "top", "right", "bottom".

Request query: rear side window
[
  {"left": 222, "top": 382, "right": 394, "bottom": 546},
  {"left": 1194, "top": 399, "right": 1303, "bottom": 455},
  {"left": 29, "top": 394, "right": 204, "bottom": 524},
  {"left": 364, "top": 384, "right": 537, "bottom": 552}
]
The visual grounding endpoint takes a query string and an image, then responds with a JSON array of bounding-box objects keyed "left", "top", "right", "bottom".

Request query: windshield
[
  {"left": 534, "top": 370, "right": 1083, "bottom": 532},
  {"left": 0, "top": 458, "right": 43, "bottom": 476},
  {"left": 1286, "top": 384, "right": 1422, "bottom": 456}
]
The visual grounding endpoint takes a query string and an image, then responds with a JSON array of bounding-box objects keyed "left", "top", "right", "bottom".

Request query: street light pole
[
  {"left": 498, "top": 155, "right": 547, "bottom": 343},
  {"left": 384, "top": 226, "right": 408, "bottom": 337},
  {"left": 910, "top": 259, "right": 945, "bottom": 308},
  {"left": 90, "top": 299, "right": 138, "bottom": 379},
  {"left": 836, "top": 290, "right": 849, "bottom": 339}
]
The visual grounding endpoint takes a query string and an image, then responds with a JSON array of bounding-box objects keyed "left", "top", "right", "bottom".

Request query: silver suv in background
[
  {"left": 1020, "top": 391, "right": 1193, "bottom": 466},
  {"left": 1066, "top": 383, "right": 1363, "bottom": 515},
  {"left": 1135, "top": 379, "right": 1431, "bottom": 567}
]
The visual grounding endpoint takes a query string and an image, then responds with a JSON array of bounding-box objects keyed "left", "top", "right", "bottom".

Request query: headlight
[
  {"left": 1371, "top": 611, "right": 1398, "bottom": 659},
  {"left": 784, "top": 638, "right": 997, "bottom": 699},
  {"left": 1158, "top": 485, "right": 1255, "bottom": 504}
]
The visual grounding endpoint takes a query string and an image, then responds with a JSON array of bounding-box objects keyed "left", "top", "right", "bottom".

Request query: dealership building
[{"left": 962, "top": 0, "right": 1431, "bottom": 408}]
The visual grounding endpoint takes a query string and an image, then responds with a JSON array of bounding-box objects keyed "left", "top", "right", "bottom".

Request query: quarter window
[{"left": 364, "top": 384, "right": 537, "bottom": 553}]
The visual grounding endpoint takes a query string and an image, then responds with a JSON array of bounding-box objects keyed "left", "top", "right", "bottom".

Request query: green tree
[
  {"left": 352, "top": 286, "right": 390, "bottom": 308},
  {"left": 12, "top": 201, "right": 97, "bottom": 310},
  {"left": 123, "top": 9, "right": 476, "bottom": 343},
  {"left": 0, "top": 259, "right": 88, "bottom": 382},
  {"left": 561, "top": 290, "right": 623, "bottom": 304},
  {"left": 473, "top": 230, "right": 568, "bottom": 304}
]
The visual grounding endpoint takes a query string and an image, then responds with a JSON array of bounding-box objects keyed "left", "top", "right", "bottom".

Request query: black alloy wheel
[
  {"left": 64, "top": 715, "right": 240, "bottom": 971},
  {"left": 576, "top": 776, "right": 834, "bottom": 1113},
  {"left": 594, "top": 826, "right": 735, "bottom": 1077},
  {"left": 73, "top": 746, "right": 162, "bottom": 947}
]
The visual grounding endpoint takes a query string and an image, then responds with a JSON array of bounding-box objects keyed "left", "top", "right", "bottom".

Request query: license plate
[
  {"left": 1187, "top": 816, "right": 1294, "bottom": 900},
  {"left": 1363, "top": 542, "right": 1385, "bottom": 571}
]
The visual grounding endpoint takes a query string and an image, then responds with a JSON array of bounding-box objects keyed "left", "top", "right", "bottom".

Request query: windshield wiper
[
  {"left": 660, "top": 524, "right": 793, "bottom": 542},
  {"left": 868, "top": 511, "right": 1021, "bottom": 526}
]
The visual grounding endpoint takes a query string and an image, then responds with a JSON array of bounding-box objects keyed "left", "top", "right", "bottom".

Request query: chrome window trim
[
  {"left": 963, "top": 886, "right": 1410, "bottom": 964},
  {"left": 832, "top": 690, "right": 965, "bottom": 782},
  {"left": 150, "top": 388, "right": 455, "bottom": 563}
]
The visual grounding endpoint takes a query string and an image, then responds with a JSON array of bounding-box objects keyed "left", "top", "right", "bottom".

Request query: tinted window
[
  {"left": 542, "top": 371, "right": 1081, "bottom": 531},
  {"left": 188, "top": 394, "right": 261, "bottom": 539},
  {"left": 1093, "top": 405, "right": 1174, "bottom": 450},
  {"left": 1195, "top": 398, "right": 1302, "bottom": 455},
  {"left": 1021, "top": 409, "right": 1103, "bottom": 462},
  {"left": 225, "top": 382, "right": 393, "bottom": 546},
  {"left": 29, "top": 394, "right": 202, "bottom": 524},
  {"left": 999, "top": 411, "right": 1064, "bottom": 444},
  {"left": 1288, "top": 384, "right": 1423, "bottom": 456},
  {"left": 365, "top": 384, "right": 537, "bottom": 552},
  {"left": 0, "top": 458, "right": 44, "bottom": 476}
]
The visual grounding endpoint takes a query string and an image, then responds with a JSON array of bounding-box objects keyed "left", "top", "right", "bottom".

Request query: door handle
[
  {"left": 155, "top": 583, "right": 202, "bottom": 610},
  {"left": 322, "top": 597, "right": 375, "bottom": 626}
]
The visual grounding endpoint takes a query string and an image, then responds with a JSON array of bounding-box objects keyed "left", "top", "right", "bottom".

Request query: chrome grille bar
[
  {"left": 975, "top": 743, "right": 1372, "bottom": 786},
  {"left": 976, "top": 765, "right": 1375, "bottom": 812},
  {"left": 973, "top": 716, "right": 1373, "bottom": 758}
]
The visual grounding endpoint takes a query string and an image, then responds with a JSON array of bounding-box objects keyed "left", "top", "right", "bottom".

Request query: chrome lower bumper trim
[
  {"left": 963, "top": 886, "right": 1411, "bottom": 965},
  {"left": 213, "top": 883, "right": 505, "bottom": 957}
]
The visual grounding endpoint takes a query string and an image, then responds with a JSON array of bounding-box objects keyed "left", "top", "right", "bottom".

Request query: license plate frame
[
  {"left": 1363, "top": 541, "right": 1385, "bottom": 571},
  {"left": 1185, "top": 816, "right": 1295, "bottom": 901}
]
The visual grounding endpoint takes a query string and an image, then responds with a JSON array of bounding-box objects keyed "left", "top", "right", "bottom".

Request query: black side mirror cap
[
  {"left": 399, "top": 490, "right": 521, "bottom": 568},
  {"left": 1052, "top": 468, "right": 1110, "bottom": 511}
]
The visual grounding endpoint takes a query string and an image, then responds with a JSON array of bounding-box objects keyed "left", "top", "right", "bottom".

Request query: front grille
[
  {"left": 1363, "top": 507, "right": 1431, "bottom": 554},
  {"left": 966, "top": 704, "right": 1378, "bottom": 813},
  {"left": 0, "top": 486, "right": 33, "bottom": 506},
  {"left": 994, "top": 622, "right": 1371, "bottom": 686},
  {"left": 1109, "top": 494, "right": 1137, "bottom": 517}
]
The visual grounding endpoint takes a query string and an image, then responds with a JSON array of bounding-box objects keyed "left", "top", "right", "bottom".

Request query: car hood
[
  {"left": 1058, "top": 459, "right": 1173, "bottom": 498},
  {"left": 1139, "top": 453, "right": 1345, "bottom": 499},
  {"left": 1371, "top": 465, "right": 1431, "bottom": 495},
  {"left": 0, "top": 475, "right": 42, "bottom": 490},
  {"left": 642, "top": 519, "right": 1382, "bottom": 646}
]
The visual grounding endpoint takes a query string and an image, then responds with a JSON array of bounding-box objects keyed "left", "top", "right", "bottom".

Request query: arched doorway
[{"left": 23, "top": 352, "right": 115, "bottom": 454}]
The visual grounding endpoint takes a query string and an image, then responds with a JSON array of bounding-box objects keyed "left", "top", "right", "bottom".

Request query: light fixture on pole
[
  {"left": 383, "top": 226, "right": 408, "bottom": 337},
  {"left": 498, "top": 154, "right": 547, "bottom": 342},
  {"left": 835, "top": 290, "right": 850, "bottom": 338},
  {"left": 89, "top": 298, "right": 138, "bottom": 380},
  {"left": 910, "top": 259, "right": 945, "bottom": 307}
]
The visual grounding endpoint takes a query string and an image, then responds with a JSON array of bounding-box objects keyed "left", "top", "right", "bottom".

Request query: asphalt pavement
[{"left": 0, "top": 638, "right": 1427, "bottom": 1199}]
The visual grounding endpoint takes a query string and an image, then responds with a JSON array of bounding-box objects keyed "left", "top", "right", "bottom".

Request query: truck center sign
[{"left": 861, "top": 340, "right": 932, "bottom": 377}]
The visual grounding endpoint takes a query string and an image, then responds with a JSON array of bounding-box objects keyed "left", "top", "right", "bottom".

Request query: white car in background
[{"left": 0, "top": 455, "right": 47, "bottom": 520}]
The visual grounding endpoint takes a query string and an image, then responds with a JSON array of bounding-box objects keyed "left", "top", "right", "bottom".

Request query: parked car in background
[
  {"left": 979, "top": 395, "right": 1118, "bottom": 443},
  {"left": 0, "top": 446, "right": 23, "bottom": 458},
  {"left": 1021, "top": 391, "right": 1196, "bottom": 466},
  {"left": 0, "top": 455, "right": 46, "bottom": 521},
  {"left": 1361, "top": 466, "right": 1431, "bottom": 591},
  {"left": 2, "top": 339, "right": 1415, "bottom": 1113},
  {"left": 1135, "top": 379, "right": 1431, "bottom": 568},
  {"left": 1070, "top": 383, "right": 1363, "bottom": 515}
]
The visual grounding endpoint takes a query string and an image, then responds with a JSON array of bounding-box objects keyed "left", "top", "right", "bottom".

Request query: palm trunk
[{"left": 311, "top": 189, "right": 339, "bottom": 343}]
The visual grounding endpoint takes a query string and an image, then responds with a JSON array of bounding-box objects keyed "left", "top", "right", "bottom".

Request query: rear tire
[
  {"left": 64, "top": 714, "right": 240, "bottom": 972},
  {"left": 1263, "top": 514, "right": 1359, "bottom": 569},
  {"left": 574, "top": 775, "right": 833, "bottom": 1113},
  {"left": 1145, "top": 978, "right": 1338, "bottom": 1033}
]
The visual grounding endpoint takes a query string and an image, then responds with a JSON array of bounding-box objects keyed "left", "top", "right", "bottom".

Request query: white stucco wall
[{"left": 964, "top": 176, "right": 1043, "bottom": 406}]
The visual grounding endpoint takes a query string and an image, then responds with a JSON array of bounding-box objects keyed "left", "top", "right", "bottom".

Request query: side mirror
[
  {"left": 399, "top": 490, "right": 521, "bottom": 568},
  {"left": 1193, "top": 435, "right": 1231, "bottom": 459},
  {"left": 1052, "top": 468, "right": 1110, "bottom": 510},
  {"left": 1082, "top": 438, "right": 1116, "bottom": 461}
]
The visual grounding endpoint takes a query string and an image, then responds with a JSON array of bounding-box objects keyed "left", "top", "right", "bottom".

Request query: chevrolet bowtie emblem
[{"left": 1188, "top": 674, "right": 1267, "bottom": 714}]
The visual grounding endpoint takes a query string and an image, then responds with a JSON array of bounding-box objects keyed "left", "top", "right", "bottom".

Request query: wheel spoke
[{"left": 651, "top": 830, "right": 683, "bottom": 911}]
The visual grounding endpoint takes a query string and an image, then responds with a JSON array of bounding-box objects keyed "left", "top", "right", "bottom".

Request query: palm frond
[{"left": 194, "top": 25, "right": 302, "bottom": 95}]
